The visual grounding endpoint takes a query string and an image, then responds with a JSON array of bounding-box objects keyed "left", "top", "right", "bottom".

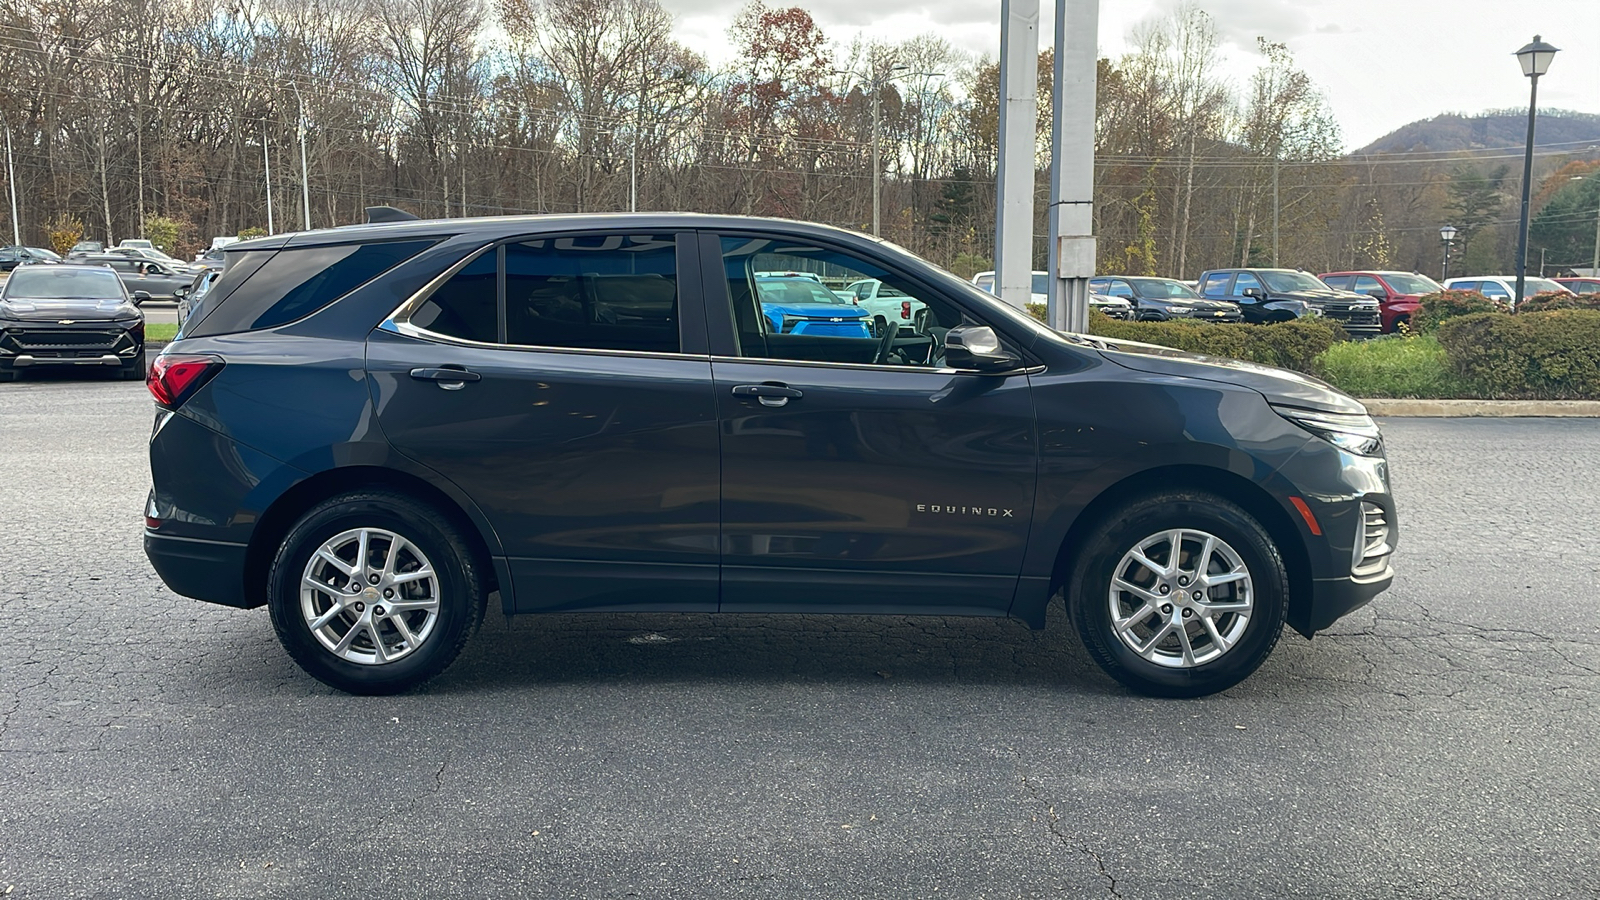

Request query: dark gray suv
[{"left": 144, "top": 212, "right": 1397, "bottom": 697}]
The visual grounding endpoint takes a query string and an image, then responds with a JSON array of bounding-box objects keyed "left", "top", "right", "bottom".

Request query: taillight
[
  {"left": 901, "top": 301, "right": 911, "bottom": 319},
  {"left": 147, "top": 354, "right": 224, "bottom": 408}
]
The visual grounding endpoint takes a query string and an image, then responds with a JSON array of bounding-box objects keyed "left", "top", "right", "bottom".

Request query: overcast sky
[{"left": 669, "top": 0, "right": 1600, "bottom": 151}]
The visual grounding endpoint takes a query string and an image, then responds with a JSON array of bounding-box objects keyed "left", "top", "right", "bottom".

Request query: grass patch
[
  {"left": 1311, "top": 335, "right": 1473, "bottom": 399},
  {"left": 147, "top": 323, "right": 178, "bottom": 342}
]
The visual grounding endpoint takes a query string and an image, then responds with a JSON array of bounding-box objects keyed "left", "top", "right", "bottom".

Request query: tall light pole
[
  {"left": 1440, "top": 224, "right": 1457, "bottom": 281},
  {"left": 289, "top": 82, "right": 311, "bottom": 231},
  {"left": 262, "top": 121, "right": 275, "bottom": 236},
  {"left": 3, "top": 115, "right": 19, "bottom": 246},
  {"left": 1512, "top": 35, "right": 1558, "bottom": 307}
]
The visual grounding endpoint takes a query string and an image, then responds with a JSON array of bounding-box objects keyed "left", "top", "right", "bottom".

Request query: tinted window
[
  {"left": 1478, "top": 281, "right": 1510, "bottom": 299},
  {"left": 1031, "top": 273, "right": 1050, "bottom": 295},
  {"left": 1384, "top": 274, "right": 1441, "bottom": 294},
  {"left": 188, "top": 239, "right": 434, "bottom": 336},
  {"left": 504, "top": 235, "right": 679, "bottom": 353},
  {"left": 1200, "top": 273, "right": 1231, "bottom": 297},
  {"left": 720, "top": 234, "right": 981, "bottom": 368},
  {"left": 1102, "top": 279, "right": 1135, "bottom": 298},
  {"left": 1449, "top": 281, "right": 1478, "bottom": 292},
  {"left": 1353, "top": 275, "right": 1384, "bottom": 295},
  {"left": 1321, "top": 275, "right": 1351, "bottom": 290},
  {"left": 1233, "top": 272, "right": 1263, "bottom": 294},
  {"left": 411, "top": 250, "right": 498, "bottom": 344}
]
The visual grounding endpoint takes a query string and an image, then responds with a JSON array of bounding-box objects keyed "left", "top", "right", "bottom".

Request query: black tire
[
  {"left": 0, "top": 367, "right": 14, "bottom": 383},
  {"left": 267, "top": 490, "right": 487, "bottom": 695},
  {"left": 121, "top": 349, "right": 147, "bottom": 381},
  {"left": 1068, "top": 490, "right": 1288, "bottom": 698}
]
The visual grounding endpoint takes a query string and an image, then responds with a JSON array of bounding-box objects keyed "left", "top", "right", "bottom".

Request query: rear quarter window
[{"left": 186, "top": 239, "right": 436, "bottom": 337}]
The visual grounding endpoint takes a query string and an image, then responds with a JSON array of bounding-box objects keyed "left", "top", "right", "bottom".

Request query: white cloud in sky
[{"left": 662, "top": 0, "right": 1600, "bottom": 150}]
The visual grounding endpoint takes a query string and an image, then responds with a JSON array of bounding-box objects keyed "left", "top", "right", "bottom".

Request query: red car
[
  {"left": 1319, "top": 271, "right": 1444, "bottom": 333},
  {"left": 1554, "top": 277, "right": 1600, "bottom": 296}
]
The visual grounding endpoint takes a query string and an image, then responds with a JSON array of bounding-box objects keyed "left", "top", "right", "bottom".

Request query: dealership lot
[{"left": 1, "top": 378, "right": 1597, "bottom": 898}]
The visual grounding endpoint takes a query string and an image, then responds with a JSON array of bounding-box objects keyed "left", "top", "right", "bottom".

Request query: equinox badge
[{"left": 917, "top": 504, "right": 1015, "bottom": 517}]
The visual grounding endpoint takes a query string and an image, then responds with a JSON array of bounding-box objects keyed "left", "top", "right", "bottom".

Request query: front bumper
[
  {"left": 1293, "top": 567, "right": 1393, "bottom": 636},
  {"left": 144, "top": 530, "right": 253, "bottom": 608},
  {"left": 0, "top": 321, "right": 143, "bottom": 368}
]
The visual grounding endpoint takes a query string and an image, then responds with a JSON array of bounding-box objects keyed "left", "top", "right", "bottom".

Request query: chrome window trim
[
  {"left": 711, "top": 355, "right": 1044, "bottom": 377},
  {"left": 380, "top": 233, "right": 704, "bottom": 361}
]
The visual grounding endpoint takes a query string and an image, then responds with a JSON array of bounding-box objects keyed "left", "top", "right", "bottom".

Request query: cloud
[{"left": 1142, "top": 0, "right": 1316, "bottom": 48}]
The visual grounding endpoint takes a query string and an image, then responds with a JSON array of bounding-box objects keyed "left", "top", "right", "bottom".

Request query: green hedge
[
  {"left": 1413, "top": 290, "right": 1509, "bottom": 333},
  {"left": 1517, "top": 291, "right": 1600, "bottom": 314},
  {"left": 1435, "top": 310, "right": 1600, "bottom": 399},
  {"left": 1082, "top": 311, "right": 1344, "bottom": 374}
]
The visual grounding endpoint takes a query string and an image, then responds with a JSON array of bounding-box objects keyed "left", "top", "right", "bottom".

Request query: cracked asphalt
[{"left": 2, "top": 375, "right": 1598, "bottom": 899}]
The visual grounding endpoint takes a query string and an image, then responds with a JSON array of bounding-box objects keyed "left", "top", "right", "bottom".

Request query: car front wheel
[
  {"left": 267, "top": 490, "right": 486, "bottom": 694},
  {"left": 1069, "top": 491, "right": 1288, "bottom": 697}
]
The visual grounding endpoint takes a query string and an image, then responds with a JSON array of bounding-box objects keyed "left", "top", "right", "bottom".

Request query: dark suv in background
[
  {"left": 145, "top": 212, "right": 1397, "bottom": 698},
  {"left": 1197, "top": 268, "right": 1382, "bottom": 335},
  {"left": 1090, "top": 275, "right": 1243, "bottom": 323}
]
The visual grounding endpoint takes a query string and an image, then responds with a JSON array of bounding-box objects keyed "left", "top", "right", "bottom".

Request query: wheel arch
[
  {"left": 1047, "top": 464, "right": 1312, "bottom": 635},
  {"left": 243, "top": 465, "right": 503, "bottom": 611}
]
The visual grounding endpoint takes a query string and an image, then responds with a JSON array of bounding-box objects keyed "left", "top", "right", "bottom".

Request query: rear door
[
  {"left": 700, "top": 231, "right": 1038, "bottom": 615},
  {"left": 369, "top": 231, "right": 721, "bottom": 613}
]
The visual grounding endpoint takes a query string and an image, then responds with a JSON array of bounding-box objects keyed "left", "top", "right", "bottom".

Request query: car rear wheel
[
  {"left": 267, "top": 490, "right": 486, "bottom": 695},
  {"left": 1068, "top": 491, "right": 1288, "bottom": 697}
]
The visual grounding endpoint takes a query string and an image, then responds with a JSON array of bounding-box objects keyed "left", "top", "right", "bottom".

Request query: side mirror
[
  {"left": 173, "top": 285, "right": 189, "bottom": 298},
  {"left": 1241, "top": 287, "right": 1264, "bottom": 299},
  {"left": 944, "top": 325, "right": 1021, "bottom": 373},
  {"left": 131, "top": 290, "right": 152, "bottom": 305}
]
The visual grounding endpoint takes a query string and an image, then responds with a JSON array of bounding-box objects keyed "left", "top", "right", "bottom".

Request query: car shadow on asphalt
[{"left": 417, "top": 602, "right": 1121, "bottom": 695}]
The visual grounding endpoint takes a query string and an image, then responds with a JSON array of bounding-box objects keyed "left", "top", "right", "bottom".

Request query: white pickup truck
[{"left": 843, "top": 279, "right": 929, "bottom": 335}]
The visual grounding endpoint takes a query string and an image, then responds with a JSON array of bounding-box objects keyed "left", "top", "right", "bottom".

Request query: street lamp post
[
  {"left": 1512, "top": 35, "right": 1558, "bottom": 307},
  {"left": 1440, "top": 224, "right": 1458, "bottom": 281},
  {"left": 289, "top": 82, "right": 311, "bottom": 231}
]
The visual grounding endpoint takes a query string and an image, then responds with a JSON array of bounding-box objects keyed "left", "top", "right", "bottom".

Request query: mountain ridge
[{"left": 1351, "top": 110, "right": 1600, "bottom": 157}]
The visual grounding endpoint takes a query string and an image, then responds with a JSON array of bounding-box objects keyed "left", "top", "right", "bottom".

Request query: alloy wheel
[
  {"left": 299, "top": 527, "right": 440, "bottom": 665},
  {"left": 1106, "top": 528, "right": 1254, "bottom": 668}
]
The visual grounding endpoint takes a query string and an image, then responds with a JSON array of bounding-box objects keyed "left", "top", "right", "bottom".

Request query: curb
[{"left": 1362, "top": 399, "right": 1600, "bottom": 418}]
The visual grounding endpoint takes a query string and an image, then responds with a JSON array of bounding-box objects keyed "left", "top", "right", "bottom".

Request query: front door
[
  {"left": 369, "top": 232, "right": 721, "bottom": 613},
  {"left": 703, "top": 232, "right": 1038, "bottom": 615}
]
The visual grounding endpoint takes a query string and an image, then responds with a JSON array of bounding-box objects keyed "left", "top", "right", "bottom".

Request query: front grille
[
  {"left": 1352, "top": 501, "right": 1393, "bottom": 578},
  {"left": 795, "top": 321, "right": 867, "bottom": 336},
  {"left": 10, "top": 329, "right": 123, "bottom": 350}
]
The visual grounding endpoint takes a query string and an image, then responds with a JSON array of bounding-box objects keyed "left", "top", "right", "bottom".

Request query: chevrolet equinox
[{"left": 144, "top": 212, "right": 1396, "bottom": 697}]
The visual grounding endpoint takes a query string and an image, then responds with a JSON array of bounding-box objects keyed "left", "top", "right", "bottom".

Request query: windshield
[
  {"left": 756, "top": 278, "right": 847, "bottom": 305},
  {"left": 4, "top": 266, "right": 126, "bottom": 300},
  {"left": 1259, "top": 271, "right": 1332, "bottom": 293},
  {"left": 1381, "top": 273, "right": 1443, "bottom": 295},
  {"left": 30, "top": 248, "right": 63, "bottom": 261},
  {"left": 1526, "top": 277, "right": 1568, "bottom": 295},
  {"left": 1031, "top": 274, "right": 1050, "bottom": 295},
  {"left": 1129, "top": 278, "right": 1201, "bottom": 299}
]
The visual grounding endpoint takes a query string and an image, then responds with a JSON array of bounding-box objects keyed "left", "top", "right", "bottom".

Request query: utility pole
[
  {"left": 995, "top": 0, "right": 1040, "bottom": 311},
  {"left": 1271, "top": 156, "right": 1280, "bottom": 267},
  {"left": 291, "top": 82, "right": 311, "bottom": 231},
  {"left": 835, "top": 63, "right": 923, "bottom": 237},
  {"left": 632, "top": 56, "right": 643, "bottom": 213},
  {"left": 3, "top": 116, "right": 19, "bottom": 246},
  {"left": 1046, "top": 0, "right": 1099, "bottom": 333},
  {"left": 263, "top": 121, "right": 275, "bottom": 235}
]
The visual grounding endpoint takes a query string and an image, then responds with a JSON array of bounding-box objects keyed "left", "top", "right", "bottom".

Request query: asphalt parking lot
[{"left": 1, "top": 376, "right": 1597, "bottom": 899}]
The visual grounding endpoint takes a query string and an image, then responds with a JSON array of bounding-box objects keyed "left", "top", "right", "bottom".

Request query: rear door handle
[
  {"left": 731, "top": 383, "right": 803, "bottom": 408},
  {"left": 410, "top": 366, "right": 481, "bottom": 390}
]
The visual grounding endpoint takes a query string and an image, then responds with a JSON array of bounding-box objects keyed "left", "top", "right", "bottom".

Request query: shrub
[
  {"left": 1081, "top": 310, "right": 1345, "bottom": 374},
  {"left": 45, "top": 216, "right": 84, "bottom": 256},
  {"left": 1516, "top": 291, "right": 1600, "bottom": 314},
  {"left": 1311, "top": 334, "right": 1471, "bottom": 399},
  {"left": 1413, "top": 290, "right": 1509, "bottom": 333},
  {"left": 142, "top": 215, "right": 188, "bottom": 255},
  {"left": 1436, "top": 310, "right": 1600, "bottom": 399},
  {"left": 237, "top": 226, "right": 269, "bottom": 241}
]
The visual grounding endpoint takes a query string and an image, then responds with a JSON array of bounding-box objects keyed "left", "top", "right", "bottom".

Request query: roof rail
[{"left": 365, "top": 206, "right": 419, "bottom": 224}]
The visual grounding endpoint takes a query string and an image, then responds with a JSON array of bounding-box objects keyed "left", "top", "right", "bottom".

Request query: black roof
[{"left": 230, "top": 213, "right": 883, "bottom": 253}]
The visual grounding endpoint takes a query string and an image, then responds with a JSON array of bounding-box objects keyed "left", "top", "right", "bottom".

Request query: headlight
[
  {"left": 1167, "top": 306, "right": 1193, "bottom": 317},
  {"left": 1273, "top": 405, "right": 1383, "bottom": 456},
  {"left": 780, "top": 315, "right": 804, "bottom": 333}
]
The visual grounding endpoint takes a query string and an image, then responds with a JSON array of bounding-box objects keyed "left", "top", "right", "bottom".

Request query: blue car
[{"left": 755, "top": 276, "right": 870, "bottom": 337}]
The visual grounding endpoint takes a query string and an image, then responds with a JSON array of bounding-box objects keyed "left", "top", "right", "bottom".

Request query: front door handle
[
  {"left": 731, "top": 383, "right": 803, "bottom": 408},
  {"left": 410, "top": 366, "right": 481, "bottom": 391}
]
